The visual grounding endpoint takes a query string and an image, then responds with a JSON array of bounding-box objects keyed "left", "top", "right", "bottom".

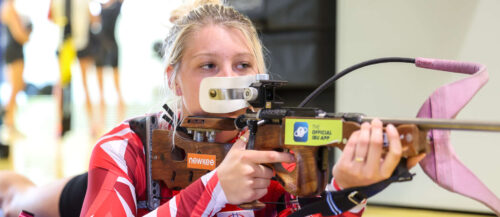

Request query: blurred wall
[
  {"left": 337, "top": 0, "right": 500, "bottom": 214},
  {"left": 113, "top": 0, "right": 181, "bottom": 108}
]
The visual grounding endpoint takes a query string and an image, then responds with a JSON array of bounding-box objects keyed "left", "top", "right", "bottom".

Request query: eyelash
[
  {"left": 201, "top": 63, "right": 216, "bottom": 70},
  {"left": 198, "top": 62, "right": 253, "bottom": 73},
  {"left": 237, "top": 62, "right": 251, "bottom": 69}
]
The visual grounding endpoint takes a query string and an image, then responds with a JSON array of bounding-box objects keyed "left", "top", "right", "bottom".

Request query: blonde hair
[{"left": 162, "top": 0, "right": 266, "bottom": 134}]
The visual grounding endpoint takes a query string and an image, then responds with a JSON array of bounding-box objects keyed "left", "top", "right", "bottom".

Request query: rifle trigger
[{"left": 246, "top": 120, "right": 258, "bottom": 150}]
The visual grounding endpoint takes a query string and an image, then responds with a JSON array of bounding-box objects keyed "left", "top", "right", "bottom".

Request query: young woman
[
  {"left": 0, "top": 1, "right": 424, "bottom": 216},
  {"left": 80, "top": 1, "right": 424, "bottom": 216}
]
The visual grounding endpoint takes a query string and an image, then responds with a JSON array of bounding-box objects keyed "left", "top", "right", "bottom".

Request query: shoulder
[
  {"left": 90, "top": 120, "right": 145, "bottom": 172},
  {"left": 90, "top": 112, "right": 166, "bottom": 165},
  {"left": 96, "top": 120, "right": 143, "bottom": 149}
]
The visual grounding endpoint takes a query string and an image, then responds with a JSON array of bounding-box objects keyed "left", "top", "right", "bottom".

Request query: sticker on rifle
[
  {"left": 285, "top": 118, "right": 342, "bottom": 146},
  {"left": 187, "top": 153, "right": 216, "bottom": 170}
]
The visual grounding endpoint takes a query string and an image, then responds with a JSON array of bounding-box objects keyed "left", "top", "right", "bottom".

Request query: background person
[
  {"left": 93, "top": 0, "right": 125, "bottom": 128},
  {"left": 75, "top": 0, "right": 100, "bottom": 137},
  {"left": 0, "top": 0, "right": 8, "bottom": 158},
  {"left": 0, "top": 0, "right": 31, "bottom": 139}
]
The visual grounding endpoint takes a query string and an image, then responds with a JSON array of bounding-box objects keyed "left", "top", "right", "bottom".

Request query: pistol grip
[{"left": 273, "top": 147, "right": 326, "bottom": 197}]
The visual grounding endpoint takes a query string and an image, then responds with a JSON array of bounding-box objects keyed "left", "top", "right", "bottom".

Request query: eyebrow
[{"left": 192, "top": 52, "right": 255, "bottom": 59}]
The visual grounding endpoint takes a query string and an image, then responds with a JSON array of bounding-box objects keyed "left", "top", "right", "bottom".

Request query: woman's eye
[
  {"left": 236, "top": 62, "right": 251, "bottom": 70},
  {"left": 201, "top": 63, "right": 216, "bottom": 70}
]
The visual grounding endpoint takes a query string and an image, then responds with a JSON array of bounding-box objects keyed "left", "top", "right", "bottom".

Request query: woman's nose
[{"left": 217, "top": 64, "right": 238, "bottom": 77}]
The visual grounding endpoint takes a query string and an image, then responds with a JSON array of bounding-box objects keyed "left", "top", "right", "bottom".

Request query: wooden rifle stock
[{"left": 151, "top": 117, "right": 429, "bottom": 198}]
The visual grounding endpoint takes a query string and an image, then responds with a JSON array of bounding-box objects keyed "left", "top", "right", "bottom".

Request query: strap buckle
[{"left": 348, "top": 191, "right": 367, "bottom": 205}]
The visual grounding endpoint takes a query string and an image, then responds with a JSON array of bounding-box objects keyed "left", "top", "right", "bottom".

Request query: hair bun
[{"left": 169, "top": 0, "right": 223, "bottom": 23}]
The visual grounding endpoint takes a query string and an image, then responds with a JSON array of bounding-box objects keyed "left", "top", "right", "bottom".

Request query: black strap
[
  {"left": 161, "top": 104, "right": 188, "bottom": 135},
  {"left": 162, "top": 104, "right": 175, "bottom": 118},
  {"left": 289, "top": 159, "right": 414, "bottom": 217}
]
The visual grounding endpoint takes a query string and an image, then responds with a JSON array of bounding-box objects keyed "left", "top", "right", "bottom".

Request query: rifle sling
[{"left": 290, "top": 159, "right": 413, "bottom": 217}]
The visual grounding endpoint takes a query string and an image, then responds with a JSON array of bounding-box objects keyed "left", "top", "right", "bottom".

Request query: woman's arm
[
  {"left": 80, "top": 123, "right": 144, "bottom": 216},
  {"left": 1, "top": 1, "right": 30, "bottom": 44}
]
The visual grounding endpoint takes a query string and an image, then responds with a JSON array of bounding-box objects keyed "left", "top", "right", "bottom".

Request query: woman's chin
[
  {"left": 186, "top": 107, "right": 250, "bottom": 118},
  {"left": 209, "top": 108, "right": 248, "bottom": 118}
]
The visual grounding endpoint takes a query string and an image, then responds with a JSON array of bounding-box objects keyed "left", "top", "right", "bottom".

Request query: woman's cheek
[{"left": 184, "top": 88, "right": 204, "bottom": 115}]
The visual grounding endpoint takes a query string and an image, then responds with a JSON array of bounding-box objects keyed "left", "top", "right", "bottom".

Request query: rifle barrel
[{"left": 362, "top": 117, "right": 500, "bottom": 132}]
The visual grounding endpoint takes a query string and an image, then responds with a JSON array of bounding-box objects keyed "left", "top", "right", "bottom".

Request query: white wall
[{"left": 337, "top": 0, "right": 500, "bottom": 214}]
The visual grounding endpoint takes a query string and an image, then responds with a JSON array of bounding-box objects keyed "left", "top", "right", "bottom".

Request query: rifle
[{"left": 141, "top": 57, "right": 500, "bottom": 212}]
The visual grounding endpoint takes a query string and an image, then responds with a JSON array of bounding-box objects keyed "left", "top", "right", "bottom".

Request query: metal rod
[{"left": 362, "top": 117, "right": 500, "bottom": 132}]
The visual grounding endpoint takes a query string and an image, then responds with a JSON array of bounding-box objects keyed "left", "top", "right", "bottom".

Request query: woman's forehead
[{"left": 184, "top": 25, "right": 254, "bottom": 59}]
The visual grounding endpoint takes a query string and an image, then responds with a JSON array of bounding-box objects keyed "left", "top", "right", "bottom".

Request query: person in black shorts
[
  {"left": 76, "top": 6, "right": 100, "bottom": 137},
  {"left": 0, "top": 0, "right": 8, "bottom": 160},
  {"left": 0, "top": 0, "right": 30, "bottom": 137},
  {"left": 94, "top": 0, "right": 125, "bottom": 128}
]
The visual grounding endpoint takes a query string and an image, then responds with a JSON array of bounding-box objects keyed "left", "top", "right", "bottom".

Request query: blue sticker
[{"left": 293, "top": 122, "right": 309, "bottom": 142}]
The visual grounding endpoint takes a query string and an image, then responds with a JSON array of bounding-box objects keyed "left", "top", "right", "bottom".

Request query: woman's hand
[
  {"left": 217, "top": 132, "right": 295, "bottom": 204},
  {"left": 332, "top": 119, "right": 404, "bottom": 189}
]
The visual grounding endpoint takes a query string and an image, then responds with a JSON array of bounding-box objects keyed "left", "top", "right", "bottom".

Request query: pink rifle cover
[{"left": 415, "top": 57, "right": 500, "bottom": 215}]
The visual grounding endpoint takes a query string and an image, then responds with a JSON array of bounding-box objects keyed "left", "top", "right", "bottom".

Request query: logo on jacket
[
  {"left": 293, "top": 122, "right": 308, "bottom": 142},
  {"left": 217, "top": 210, "right": 255, "bottom": 217}
]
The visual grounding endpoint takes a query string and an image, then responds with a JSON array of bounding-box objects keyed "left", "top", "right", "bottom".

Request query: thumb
[{"left": 230, "top": 131, "right": 249, "bottom": 151}]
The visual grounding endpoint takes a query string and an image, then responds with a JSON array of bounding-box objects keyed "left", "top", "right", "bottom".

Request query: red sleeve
[
  {"left": 323, "top": 178, "right": 365, "bottom": 217},
  {"left": 80, "top": 123, "right": 146, "bottom": 216},
  {"left": 80, "top": 122, "right": 229, "bottom": 217},
  {"left": 154, "top": 170, "right": 227, "bottom": 217}
]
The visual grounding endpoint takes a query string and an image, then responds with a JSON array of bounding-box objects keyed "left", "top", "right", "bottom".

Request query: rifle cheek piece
[{"left": 199, "top": 74, "right": 276, "bottom": 113}]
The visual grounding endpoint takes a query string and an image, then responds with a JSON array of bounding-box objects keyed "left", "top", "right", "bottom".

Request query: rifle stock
[
  {"left": 151, "top": 130, "right": 231, "bottom": 189},
  {"left": 151, "top": 117, "right": 429, "bottom": 197}
]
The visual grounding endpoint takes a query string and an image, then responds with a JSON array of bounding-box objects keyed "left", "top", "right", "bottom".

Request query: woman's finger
[
  {"left": 380, "top": 124, "right": 402, "bottom": 176},
  {"left": 250, "top": 178, "right": 271, "bottom": 189},
  {"left": 230, "top": 131, "right": 250, "bottom": 151},
  {"left": 242, "top": 150, "right": 295, "bottom": 164},
  {"left": 253, "top": 188, "right": 268, "bottom": 201},
  {"left": 354, "top": 122, "right": 371, "bottom": 164},
  {"left": 366, "top": 119, "right": 383, "bottom": 169},
  {"left": 340, "top": 131, "right": 359, "bottom": 164},
  {"left": 250, "top": 164, "right": 274, "bottom": 179}
]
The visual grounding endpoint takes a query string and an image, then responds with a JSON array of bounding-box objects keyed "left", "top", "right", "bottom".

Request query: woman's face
[{"left": 171, "top": 25, "right": 259, "bottom": 117}]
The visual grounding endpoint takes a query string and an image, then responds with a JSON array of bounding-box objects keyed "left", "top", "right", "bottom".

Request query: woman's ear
[
  {"left": 166, "top": 65, "right": 174, "bottom": 87},
  {"left": 166, "top": 65, "right": 182, "bottom": 96},
  {"left": 175, "top": 85, "right": 182, "bottom": 96}
]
